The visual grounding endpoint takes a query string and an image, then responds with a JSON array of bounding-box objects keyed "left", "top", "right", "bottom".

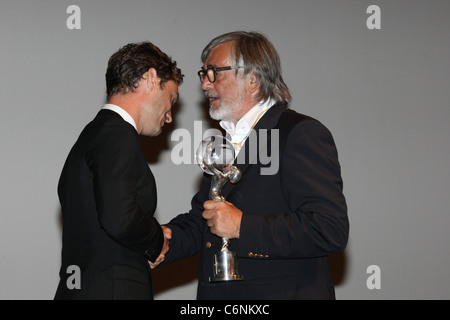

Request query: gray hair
[{"left": 201, "top": 31, "right": 291, "bottom": 106}]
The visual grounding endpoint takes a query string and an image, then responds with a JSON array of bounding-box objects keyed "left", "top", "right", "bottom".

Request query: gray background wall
[{"left": 0, "top": 0, "right": 448, "bottom": 300}]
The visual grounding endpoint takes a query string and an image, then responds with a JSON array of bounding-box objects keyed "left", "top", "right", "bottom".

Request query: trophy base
[
  {"left": 209, "top": 249, "right": 244, "bottom": 283},
  {"left": 209, "top": 274, "right": 244, "bottom": 283}
]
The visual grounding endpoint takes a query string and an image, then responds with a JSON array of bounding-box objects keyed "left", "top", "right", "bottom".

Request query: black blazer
[
  {"left": 165, "top": 104, "right": 349, "bottom": 299},
  {"left": 55, "top": 109, "right": 164, "bottom": 300}
]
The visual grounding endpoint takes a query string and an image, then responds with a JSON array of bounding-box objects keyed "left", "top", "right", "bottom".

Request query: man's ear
[
  {"left": 246, "top": 71, "right": 260, "bottom": 96},
  {"left": 143, "top": 68, "right": 160, "bottom": 93}
]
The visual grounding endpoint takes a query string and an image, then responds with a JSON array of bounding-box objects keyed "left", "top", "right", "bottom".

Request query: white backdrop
[{"left": 0, "top": 0, "right": 449, "bottom": 300}]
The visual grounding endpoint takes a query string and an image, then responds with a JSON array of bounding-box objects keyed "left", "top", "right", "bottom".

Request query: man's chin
[
  {"left": 209, "top": 104, "right": 230, "bottom": 121},
  {"left": 209, "top": 111, "right": 221, "bottom": 121},
  {"left": 142, "top": 127, "right": 162, "bottom": 137}
]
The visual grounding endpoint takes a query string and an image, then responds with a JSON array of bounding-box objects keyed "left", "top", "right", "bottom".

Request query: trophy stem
[
  {"left": 207, "top": 174, "right": 244, "bottom": 282},
  {"left": 221, "top": 237, "right": 229, "bottom": 252}
]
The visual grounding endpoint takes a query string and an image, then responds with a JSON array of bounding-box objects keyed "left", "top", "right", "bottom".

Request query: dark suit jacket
[
  {"left": 164, "top": 104, "right": 349, "bottom": 299},
  {"left": 55, "top": 109, "right": 164, "bottom": 300}
]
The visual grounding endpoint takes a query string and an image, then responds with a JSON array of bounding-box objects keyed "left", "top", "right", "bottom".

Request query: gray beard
[{"left": 209, "top": 103, "right": 235, "bottom": 121}]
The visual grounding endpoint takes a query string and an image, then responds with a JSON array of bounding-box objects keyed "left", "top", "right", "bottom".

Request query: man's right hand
[{"left": 149, "top": 226, "right": 172, "bottom": 269}]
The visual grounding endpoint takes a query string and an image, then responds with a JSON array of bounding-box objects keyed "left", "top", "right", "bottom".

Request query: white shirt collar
[
  {"left": 102, "top": 104, "right": 137, "bottom": 131},
  {"left": 220, "top": 99, "right": 275, "bottom": 145}
]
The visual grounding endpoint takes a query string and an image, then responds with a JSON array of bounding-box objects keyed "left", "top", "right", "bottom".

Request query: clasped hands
[{"left": 149, "top": 200, "right": 242, "bottom": 269}]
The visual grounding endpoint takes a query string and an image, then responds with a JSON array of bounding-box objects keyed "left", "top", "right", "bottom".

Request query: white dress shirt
[{"left": 220, "top": 99, "right": 276, "bottom": 155}]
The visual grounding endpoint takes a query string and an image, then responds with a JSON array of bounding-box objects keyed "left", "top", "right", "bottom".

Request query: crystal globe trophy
[{"left": 196, "top": 135, "right": 244, "bottom": 282}]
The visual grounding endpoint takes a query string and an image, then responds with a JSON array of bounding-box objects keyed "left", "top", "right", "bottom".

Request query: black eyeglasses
[{"left": 197, "top": 66, "right": 241, "bottom": 83}]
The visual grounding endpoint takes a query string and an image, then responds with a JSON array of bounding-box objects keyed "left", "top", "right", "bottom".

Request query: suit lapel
[{"left": 221, "top": 103, "right": 286, "bottom": 198}]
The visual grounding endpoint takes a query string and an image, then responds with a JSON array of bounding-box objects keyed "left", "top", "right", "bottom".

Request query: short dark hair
[
  {"left": 105, "top": 42, "right": 183, "bottom": 101},
  {"left": 201, "top": 31, "right": 291, "bottom": 106}
]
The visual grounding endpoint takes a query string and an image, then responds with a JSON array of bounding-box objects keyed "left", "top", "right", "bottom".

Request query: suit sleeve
[
  {"left": 87, "top": 124, "right": 163, "bottom": 262},
  {"left": 238, "top": 119, "right": 349, "bottom": 259},
  {"left": 162, "top": 174, "right": 211, "bottom": 264}
]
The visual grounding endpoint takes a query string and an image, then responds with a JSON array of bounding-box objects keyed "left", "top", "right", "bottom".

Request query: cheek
[
  {"left": 222, "top": 79, "right": 243, "bottom": 99},
  {"left": 223, "top": 86, "right": 241, "bottom": 104},
  {"left": 215, "top": 83, "right": 231, "bottom": 101}
]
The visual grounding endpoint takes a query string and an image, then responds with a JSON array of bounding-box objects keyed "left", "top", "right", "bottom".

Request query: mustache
[{"left": 204, "top": 91, "right": 220, "bottom": 99}]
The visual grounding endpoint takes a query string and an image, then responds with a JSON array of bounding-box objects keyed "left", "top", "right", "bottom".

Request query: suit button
[{"left": 206, "top": 242, "right": 212, "bottom": 249}]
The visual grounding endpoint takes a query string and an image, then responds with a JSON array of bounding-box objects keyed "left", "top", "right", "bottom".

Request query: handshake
[
  {"left": 148, "top": 225, "right": 172, "bottom": 269},
  {"left": 148, "top": 200, "right": 243, "bottom": 269}
]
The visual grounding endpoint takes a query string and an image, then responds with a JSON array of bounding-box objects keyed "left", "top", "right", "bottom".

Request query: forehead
[{"left": 204, "top": 42, "right": 233, "bottom": 67}]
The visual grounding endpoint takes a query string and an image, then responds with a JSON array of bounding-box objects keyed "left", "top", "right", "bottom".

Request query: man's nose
[{"left": 201, "top": 76, "right": 214, "bottom": 91}]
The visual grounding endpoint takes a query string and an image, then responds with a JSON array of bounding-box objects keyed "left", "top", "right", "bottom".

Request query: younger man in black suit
[{"left": 55, "top": 42, "right": 183, "bottom": 300}]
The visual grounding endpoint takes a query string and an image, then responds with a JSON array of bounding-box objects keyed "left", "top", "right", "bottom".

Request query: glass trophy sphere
[{"left": 196, "top": 135, "right": 236, "bottom": 175}]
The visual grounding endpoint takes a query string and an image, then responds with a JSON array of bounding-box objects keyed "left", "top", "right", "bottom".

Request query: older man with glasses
[{"left": 156, "top": 31, "right": 349, "bottom": 300}]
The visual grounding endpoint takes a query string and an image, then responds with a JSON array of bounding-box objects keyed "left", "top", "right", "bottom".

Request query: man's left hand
[{"left": 202, "top": 200, "right": 243, "bottom": 239}]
